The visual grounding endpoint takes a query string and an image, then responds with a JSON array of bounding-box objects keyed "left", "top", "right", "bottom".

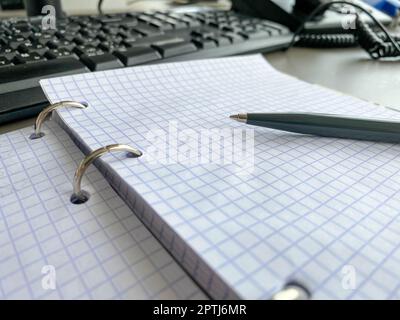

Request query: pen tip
[{"left": 229, "top": 114, "right": 247, "bottom": 123}]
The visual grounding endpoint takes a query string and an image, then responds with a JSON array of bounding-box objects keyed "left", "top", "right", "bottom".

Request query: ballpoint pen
[{"left": 229, "top": 113, "right": 400, "bottom": 143}]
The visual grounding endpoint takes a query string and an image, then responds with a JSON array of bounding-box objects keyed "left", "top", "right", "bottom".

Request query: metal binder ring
[
  {"left": 271, "top": 282, "right": 311, "bottom": 300},
  {"left": 30, "top": 101, "right": 88, "bottom": 140},
  {"left": 70, "top": 144, "right": 143, "bottom": 205}
]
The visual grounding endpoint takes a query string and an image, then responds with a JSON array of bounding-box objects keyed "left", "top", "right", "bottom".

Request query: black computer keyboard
[{"left": 0, "top": 10, "right": 291, "bottom": 124}]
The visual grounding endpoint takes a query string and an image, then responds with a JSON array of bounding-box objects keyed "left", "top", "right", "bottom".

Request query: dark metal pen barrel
[{"left": 242, "top": 113, "right": 400, "bottom": 143}]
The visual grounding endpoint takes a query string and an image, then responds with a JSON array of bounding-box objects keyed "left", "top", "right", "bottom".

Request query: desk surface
[{"left": 267, "top": 47, "right": 400, "bottom": 109}]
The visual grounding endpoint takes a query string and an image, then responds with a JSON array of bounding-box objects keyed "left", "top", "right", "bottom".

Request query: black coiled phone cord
[{"left": 288, "top": 1, "right": 400, "bottom": 60}]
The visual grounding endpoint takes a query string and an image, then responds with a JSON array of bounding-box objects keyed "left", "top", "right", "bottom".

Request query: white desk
[{"left": 267, "top": 47, "right": 400, "bottom": 109}]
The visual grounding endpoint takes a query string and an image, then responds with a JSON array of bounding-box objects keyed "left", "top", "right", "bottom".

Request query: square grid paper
[
  {"left": 41, "top": 55, "right": 400, "bottom": 299},
  {"left": 0, "top": 121, "right": 206, "bottom": 299}
]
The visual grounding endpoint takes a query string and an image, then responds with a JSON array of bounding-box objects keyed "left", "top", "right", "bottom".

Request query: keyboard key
[
  {"left": 46, "top": 40, "right": 59, "bottom": 49},
  {"left": 239, "top": 30, "right": 271, "bottom": 40},
  {"left": 0, "top": 27, "right": 11, "bottom": 38},
  {"left": 36, "top": 35, "right": 54, "bottom": 45},
  {"left": 2, "top": 35, "right": 26, "bottom": 49},
  {"left": 180, "top": 17, "right": 201, "bottom": 28},
  {"left": 164, "top": 18, "right": 187, "bottom": 29},
  {"left": 64, "top": 22, "right": 81, "bottom": 32},
  {"left": 103, "top": 34, "right": 124, "bottom": 44},
  {"left": 101, "top": 26, "right": 120, "bottom": 35},
  {"left": 95, "top": 33, "right": 108, "bottom": 42},
  {"left": 121, "top": 32, "right": 141, "bottom": 45},
  {"left": 260, "top": 23, "right": 284, "bottom": 35},
  {"left": 149, "top": 19, "right": 173, "bottom": 31},
  {"left": 153, "top": 13, "right": 168, "bottom": 20},
  {"left": 84, "top": 21, "right": 103, "bottom": 30},
  {"left": 73, "top": 45, "right": 104, "bottom": 57},
  {"left": 190, "top": 30, "right": 204, "bottom": 38},
  {"left": 138, "top": 15, "right": 153, "bottom": 24},
  {"left": 73, "top": 36, "right": 86, "bottom": 45},
  {"left": 79, "top": 29, "right": 97, "bottom": 38},
  {"left": 152, "top": 38, "right": 197, "bottom": 58},
  {"left": 56, "top": 19, "right": 70, "bottom": 28},
  {"left": 208, "top": 21, "right": 220, "bottom": 28},
  {"left": 211, "top": 36, "right": 231, "bottom": 46},
  {"left": 94, "top": 16, "right": 123, "bottom": 24},
  {"left": 98, "top": 41, "right": 117, "bottom": 52},
  {"left": 80, "top": 53, "right": 123, "bottom": 71},
  {"left": 18, "top": 42, "right": 47, "bottom": 55},
  {"left": 221, "top": 26, "right": 235, "bottom": 32},
  {"left": 58, "top": 31, "right": 76, "bottom": 42},
  {"left": 12, "top": 26, "right": 32, "bottom": 38},
  {"left": 133, "top": 25, "right": 163, "bottom": 37},
  {"left": 120, "top": 18, "right": 139, "bottom": 28},
  {"left": 12, "top": 20, "right": 31, "bottom": 29},
  {"left": 55, "top": 39, "right": 75, "bottom": 51},
  {"left": 192, "top": 38, "right": 217, "bottom": 49},
  {"left": 0, "top": 46, "right": 15, "bottom": 60},
  {"left": 221, "top": 32, "right": 245, "bottom": 43},
  {"left": 13, "top": 52, "right": 46, "bottom": 64},
  {"left": 45, "top": 48, "right": 75, "bottom": 59},
  {"left": 97, "top": 16, "right": 139, "bottom": 28},
  {"left": 0, "top": 57, "right": 12, "bottom": 68},
  {"left": 114, "top": 46, "right": 161, "bottom": 66},
  {"left": 0, "top": 58, "right": 87, "bottom": 93},
  {"left": 116, "top": 30, "right": 129, "bottom": 39}
]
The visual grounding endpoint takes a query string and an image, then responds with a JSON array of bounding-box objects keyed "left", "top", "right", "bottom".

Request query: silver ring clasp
[
  {"left": 30, "top": 101, "right": 88, "bottom": 140},
  {"left": 71, "top": 144, "right": 143, "bottom": 204},
  {"left": 271, "top": 282, "right": 311, "bottom": 300}
]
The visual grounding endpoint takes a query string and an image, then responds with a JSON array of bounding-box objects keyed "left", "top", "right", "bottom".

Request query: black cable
[
  {"left": 355, "top": 17, "right": 400, "bottom": 59},
  {"left": 295, "top": 30, "right": 400, "bottom": 49},
  {"left": 98, "top": 0, "right": 104, "bottom": 15},
  {"left": 286, "top": 0, "right": 400, "bottom": 56},
  {"left": 295, "top": 33, "right": 358, "bottom": 48}
]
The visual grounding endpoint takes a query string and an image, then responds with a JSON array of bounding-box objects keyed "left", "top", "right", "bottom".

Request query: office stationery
[
  {"left": 229, "top": 112, "right": 400, "bottom": 143},
  {"left": 0, "top": 121, "right": 206, "bottom": 299},
  {"left": 40, "top": 54, "right": 400, "bottom": 299}
]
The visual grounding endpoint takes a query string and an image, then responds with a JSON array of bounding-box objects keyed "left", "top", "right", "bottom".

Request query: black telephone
[
  {"left": 232, "top": 0, "right": 400, "bottom": 59},
  {"left": 232, "top": 0, "right": 324, "bottom": 32}
]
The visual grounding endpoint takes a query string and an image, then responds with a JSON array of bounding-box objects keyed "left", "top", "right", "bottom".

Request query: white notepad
[
  {"left": 40, "top": 55, "right": 400, "bottom": 299},
  {"left": 0, "top": 121, "right": 206, "bottom": 299}
]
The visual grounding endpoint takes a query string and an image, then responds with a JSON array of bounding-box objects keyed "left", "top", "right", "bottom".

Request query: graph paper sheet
[
  {"left": 0, "top": 121, "right": 206, "bottom": 300},
  {"left": 41, "top": 55, "right": 400, "bottom": 299}
]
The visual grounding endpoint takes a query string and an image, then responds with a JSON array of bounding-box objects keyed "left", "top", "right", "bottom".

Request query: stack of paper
[
  {"left": 39, "top": 55, "right": 400, "bottom": 299},
  {"left": 0, "top": 121, "right": 206, "bottom": 299}
]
